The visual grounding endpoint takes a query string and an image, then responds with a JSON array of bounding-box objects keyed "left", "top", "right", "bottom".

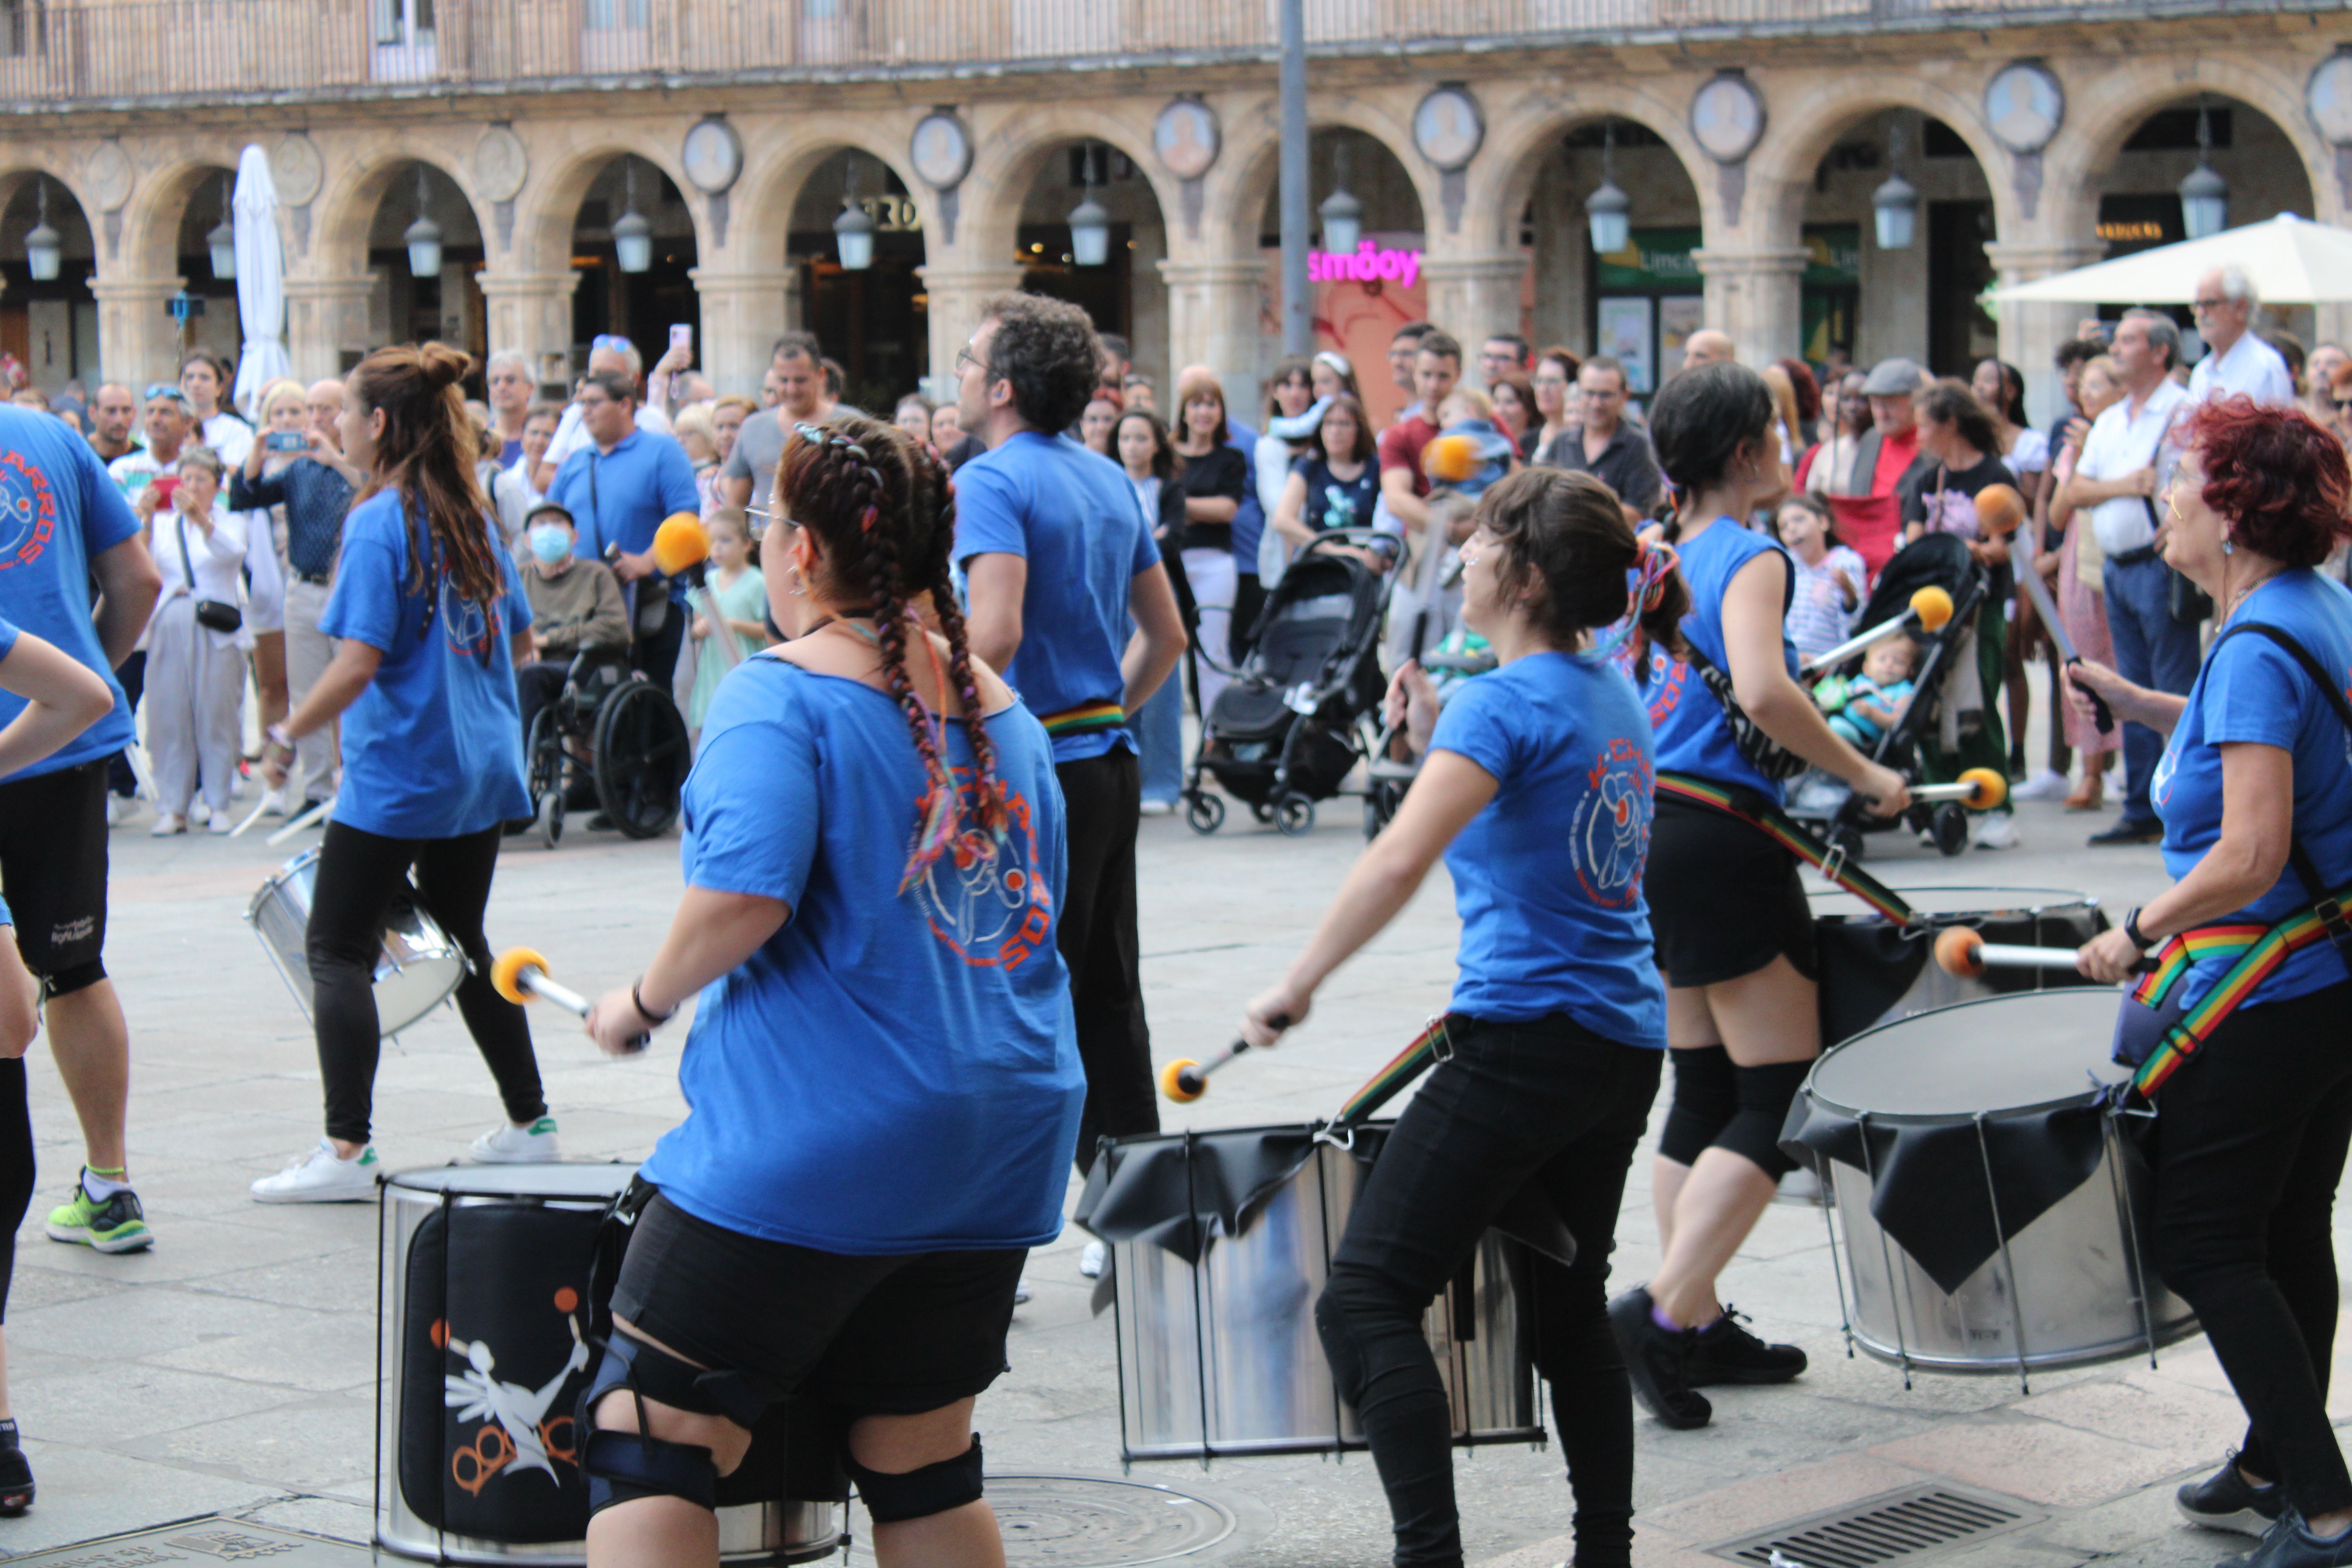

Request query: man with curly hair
[{"left": 955, "top": 296, "right": 1189, "bottom": 1266}]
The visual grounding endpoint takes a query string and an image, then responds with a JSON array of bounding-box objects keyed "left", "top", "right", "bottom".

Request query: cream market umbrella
[
  {"left": 229, "top": 143, "right": 292, "bottom": 419},
  {"left": 1991, "top": 212, "right": 2352, "bottom": 305}
]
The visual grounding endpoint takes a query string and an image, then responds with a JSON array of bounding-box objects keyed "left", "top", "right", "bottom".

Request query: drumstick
[
  {"left": 228, "top": 796, "right": 273, "bottom": 838},
  {"left": 1933, "top": 927, "right": 2150, "bottom": 979},
  {"left": 1906, "top": 769, "right": 2009, "bottom": 809},
  {"left": 491, "top": 947, "right": 649, "bottom": 1054},
  {"left": 1161, "top": 1013, "right": 1292, "bottom": 1102},
  {"left": 1797, "top": 586, "right": 1955, "bottom": 675},
  {"left": 2011, "top": 510, "right": 2114, "bottom": 736},
  {"left": 266, "top": 796, "right": 332, "bottom": 846}
]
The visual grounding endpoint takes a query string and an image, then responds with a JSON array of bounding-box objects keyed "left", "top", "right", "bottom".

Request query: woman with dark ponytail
[
  {"left": 1239, "top": 467, "right": 1686, "bottom": 1568},
  {"left": 577, "top": 415, "right": 1080, "bottom": 1568},
  {"left": 250, "top": 344, "right": 551, "bottom": 1202}
]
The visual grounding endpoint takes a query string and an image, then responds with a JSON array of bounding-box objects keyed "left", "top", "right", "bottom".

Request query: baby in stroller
[{"left": 1816, "top": 637, "right": 1917, "bottom": 748}]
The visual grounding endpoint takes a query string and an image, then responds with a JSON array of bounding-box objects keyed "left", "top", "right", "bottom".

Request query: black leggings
[
  {"left": 1054, "top": 750, "right": 1155, "bottom": 1171},
  {"left": 1318, "top": 1014, "right": 1663, "bottom": 1568},
  {"left": 2149, "top": 978, "right": 2352, "bottom": 1517},
  {"left": 0, "top": 1059, "right": 30, "bottom": 1321},
  {"left": 307, "top": 820, "right": 545, "bottom": 1146}
]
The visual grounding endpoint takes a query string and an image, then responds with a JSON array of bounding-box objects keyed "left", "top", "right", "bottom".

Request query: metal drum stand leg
[{"left": 1973, "top": 1113, "right": 2034, "bottom": 1395}]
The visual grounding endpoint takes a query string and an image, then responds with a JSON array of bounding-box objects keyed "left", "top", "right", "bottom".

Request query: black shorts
[
  {"left": 1644, "top": 793, "right": 1817, "bottom": 987},
  {"left": 609, "top": 1191, "right": 1026, "bottom": 1417},
  {"left": 0, "top": 761, "right": 110, "bottom": 991}
]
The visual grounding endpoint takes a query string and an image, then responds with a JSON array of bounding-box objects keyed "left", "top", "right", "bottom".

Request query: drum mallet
[
  {"left": 492, "top": 947, "right": 650, "bottom": 1054},
  {"left": 1798, "top": 585, "right": 1955, "bottom": 675},
  {"left": 266, "top": 796, "right": 333, "bottom": 846},
  {"left": 2005, "top": 498, "right": 2117, "bottom": 738},
  {"left": 1161, "top": 1014, "right": 1290, "bottom": 1102},
  {"left": 1904, "top": 768, "right": 2010, "bottom": 811},
  {"left": 652, "top": 513, "right": 748, "bottom": 677}
]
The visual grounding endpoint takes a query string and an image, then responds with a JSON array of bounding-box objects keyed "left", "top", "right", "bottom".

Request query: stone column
[
  {"left": 1691, "top": 245, "right": 1809, "bottom": 366},
  {"left": 283, "top": 275, "right": 376, "bottom": 384},
  {"left": 1418, "top": 254, "right": 1529, "bottom": 347},
  {"left": 916, "top": 264, "right": 1026, "bottom": 404},
  {"left": 88, "top": 275, "right": 185, "bottom": 389},
  {"left": 1986, "top": 241, "right": 2101, "bottom": 433},
  {"left": 475, "top": 270, "right": 583, "bottom": 392},
  {"left": 1156, "top": 257, "right": 1266, "bottom": 397},
  {"left": 688, "top": 266, "right": 799, "bottom": 398}
]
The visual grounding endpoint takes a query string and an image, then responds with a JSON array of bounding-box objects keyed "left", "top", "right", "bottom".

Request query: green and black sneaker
[{"left": 45, "top": 1169, "right": 154, "bottom": 1253}]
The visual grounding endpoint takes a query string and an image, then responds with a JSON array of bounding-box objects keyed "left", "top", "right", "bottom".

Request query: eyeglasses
[
  {"left": 955, "top": 346, "right": 984, "bottom": 377},
  {"left": 2334, "top": 397, "right": 2352, "bottom": 413},
  {"left": 2191, "top": 298, "right": 2228, "bottom": 314}
]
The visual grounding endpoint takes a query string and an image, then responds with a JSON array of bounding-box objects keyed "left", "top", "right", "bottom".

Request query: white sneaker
[
  {"left": 207, "top": 811, "right": 235, "bottom": 835},
  {"left": 256, "top": 786, "right": 292, "bottom": 818},
  {"left": 251, "top": 1139, "right": 380, "bottom": 1203},
  {"left": 1079, "top": 1239, "right": 1108, "bottom": 1278},
  {"left": 1014, "top": 1278, "right": 1034, "bottom": 1305},
  {"left": 190, "top": 801, "right": 210, "bottom": 826},
  {"left": 149, "top": 813, "right": 186, "bottom": 837},
  {"left": 1138, "top": 798, "right": 1175, "bottom": 817},
  {"left": 1973, "top": 811, "right": 2020, "bottom": 850},
  {"left": 105, "top": 794, "right": 122, "bottom": 827},
  {"left": 2010, "top": 769, "right": 2069, "bottom": 801},
  {"left": 469, "top": 1116, "right": 561, "bottom": 1163}
]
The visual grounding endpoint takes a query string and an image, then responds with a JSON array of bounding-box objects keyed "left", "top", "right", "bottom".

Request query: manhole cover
[
  {"left": 849, "top": 1474, "right": 1236, "bottom": 1566},
  {"left": 10, "top": 1517, "right": 363, "bottom": 1564},
  {"left": 1709, "top": 1483, "right": 2043, "bottom": 1568}
]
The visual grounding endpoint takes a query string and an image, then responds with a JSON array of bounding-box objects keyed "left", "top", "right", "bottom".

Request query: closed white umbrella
[
  {"left": 1992, "top": 212, "right": 2352, "bottom": 305},
  {"left": 230, "top": 143, "right": 292, "bottom": 420}
]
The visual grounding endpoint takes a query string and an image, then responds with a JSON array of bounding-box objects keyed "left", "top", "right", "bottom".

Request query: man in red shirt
[
  {"left": 1377, "top": 330, "right": 1461, "bottom": 538},
  {"left": 1824, "top": 357, "right": 1927, "bottom": 576}
]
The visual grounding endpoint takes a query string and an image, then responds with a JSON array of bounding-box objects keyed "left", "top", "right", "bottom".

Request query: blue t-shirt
[
  {"left": 1639, "top": 519, "right": 1800, "bottom": 802},
  {"left": 953, "top": 430, "right": 1162, "bottom": 762},
  {"left": 544, "top": 428, "right": 702, "bottom": 602},
  {"left": 319, "top": 491, "right": 534, "bottom": 838},
  {"left": 639, "top": 656, "right": 1085, "bottom": 1254},
  {"left": 1430, "top": 652, "right": 1668, "bottom": 1047},
  {"left": 0, "top": 408, "right": 137, "bottom": 783},
  {"left": 2153, "top": 570, "right": 2352, "bottom": 1011}
]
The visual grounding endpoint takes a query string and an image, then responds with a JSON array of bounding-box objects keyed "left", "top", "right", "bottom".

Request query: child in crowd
[
  {"left": 1778, "top": 495, "right": 1868, "bottom": 664},
  {"left": 1817, "top": 635, "right": 1917, "bottom": 749},
  {"left": 687, "top": 508, "right": 770, "bottom": 732},
  {"left": 1423, "top": 387, "right": 1517, "bottom": 502}
]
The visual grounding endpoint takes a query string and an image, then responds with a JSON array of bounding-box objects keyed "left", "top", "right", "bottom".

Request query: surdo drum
[
  {"left": 1808, "top": 885, "right": 2105, "bottom": 1046},
  {"left": 378, "top": 1165, "right": 841, "bottom": 1564},
  {"left": 249, "top": 848, "right": 464, "bottom": 1038},
  {"left": 1783, "top": 990, "right": 2197, "bottom": 1380},
  {"left": 1077, "top": 1124, "right": 1544, "bottom": 1461}
]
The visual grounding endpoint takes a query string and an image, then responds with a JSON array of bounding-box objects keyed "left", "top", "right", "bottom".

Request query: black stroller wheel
[
  {"left": 1364, "top": 778, "right": 1404, "bottom": 842},
  {"left": 1184, "top": 793, "right": 1226, "bottom": 835},
  {"left": 1273, "top": 792, "right": 1316, "bottom": 837},
  {"left": 1933, "top": 802, "right": 1970, "bottom": 857}
]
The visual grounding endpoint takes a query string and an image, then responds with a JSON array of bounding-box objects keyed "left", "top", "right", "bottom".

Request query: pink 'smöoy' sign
[{"left": 1310, "top": 243, "right": 1424, "bottom": 289}]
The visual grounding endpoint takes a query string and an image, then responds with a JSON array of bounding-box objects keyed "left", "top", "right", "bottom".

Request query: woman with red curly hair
[
  {"left": 2071, "top": 396, "right": 2352, "bottom": 1568},
  {"left": 578, "top": 416, "right": 1080, "bottom": 1568}
]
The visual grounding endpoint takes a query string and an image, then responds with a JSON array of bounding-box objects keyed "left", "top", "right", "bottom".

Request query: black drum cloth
[{"left": 1811, "top": 886, "right": 2107, "bottom": 1046}]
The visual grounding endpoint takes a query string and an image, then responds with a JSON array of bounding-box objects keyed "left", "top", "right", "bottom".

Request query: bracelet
[
  {"left": 631, "top": 981, "right": 675, "bottom": 1027},
  {"left": 263, "top": 723, "right": 295, "bottom": 758},
  {"left": 2124, "top": 907, "right": 2154, "bottom": 950}
]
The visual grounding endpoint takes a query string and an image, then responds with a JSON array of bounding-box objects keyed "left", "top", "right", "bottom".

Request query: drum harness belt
[
  {"left": 2116, "top": 623, "right": 2352, "bottom": 1106},
  {"left": 1655, "top": 771, "right": 1918, "bottom": 926},
  {"left": 1036, "top": 700, "right": 1127, "bottom": 739}
]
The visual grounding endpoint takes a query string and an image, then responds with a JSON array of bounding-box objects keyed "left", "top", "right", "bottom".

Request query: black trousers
[
  {"left": 514, "top": 661, "right": 570, "bottom": 753},
  {"left": 108, "top": 650, "right": 145, "bottom": 798},
  {"left": 1319, "top": 1014, "right": 1662, "bottom": 1568},
  {"left": 2150, "top": 977, "right": 2352, "bottom": 1517},
  {"left": 0, "top": 1058, "right": 31, "bottom": 1322},
  {"left": 307, "top": 820, "right": 546, "bottom": 1146},
  {"left": 1054, "top": 749, "right": 1156, "bottom": 1171}
]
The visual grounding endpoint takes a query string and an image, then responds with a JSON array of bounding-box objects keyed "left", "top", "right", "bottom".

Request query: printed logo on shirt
[
  {"left": 1640, "top": 644, "right": 1687, "bottom": 729},
  {"left": 911, "top": 768, "right": 1054, "bottom": 971},
  {"left": 2152, "top": 736, "right": 2179, "bottom": 810},
  {"left": 1570, "top": 737, "right": 1653, "bottom": 908},
  {"left": 439, "top": 574, "right": 497, "bottom": 659},
  {"left": 0, "top": 450, "right": 59, "bottom": 572}
]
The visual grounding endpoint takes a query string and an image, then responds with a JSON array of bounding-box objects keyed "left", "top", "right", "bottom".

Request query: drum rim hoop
[{"left": 1804, "top": 989, "right": 2128, "bottom": 1120}]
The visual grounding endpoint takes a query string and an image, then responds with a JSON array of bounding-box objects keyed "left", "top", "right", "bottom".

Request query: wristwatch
[
  {"left": 631, "top": 980, "right": 675, "bottom": 1027},
  {"left": 2123, "top": 907, "right": 2154, "bottom": 950}
]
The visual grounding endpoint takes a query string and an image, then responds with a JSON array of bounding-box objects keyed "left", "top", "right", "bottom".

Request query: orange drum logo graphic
[
  {"left": 0, "top": 451, "right": 59, "bottom": 572},
  {"left": 438, "top": 1286, "right": 588, "bottom": 1497},
  {"left": 1641, "top": 644, "right": 1687, "bottom": 730},
  {"left": 910, "top": 768, "right": 1053, "bottom": 971},
  {"left": 1570, "top": 737, "right": 1652, "bottom": 908}
]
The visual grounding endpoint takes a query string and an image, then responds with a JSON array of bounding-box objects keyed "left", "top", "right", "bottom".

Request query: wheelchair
[{"left": 521, "top": 647, "right": 690, "bottom": 847}]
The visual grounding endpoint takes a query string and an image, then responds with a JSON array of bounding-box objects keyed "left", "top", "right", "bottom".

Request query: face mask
[{"left": 529, "top": 526, "right": 572, "bottom": 565}]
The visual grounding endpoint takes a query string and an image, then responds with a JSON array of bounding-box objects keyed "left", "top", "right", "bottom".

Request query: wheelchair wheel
[
  {"left": 535, "top": 790, "right": 564, "bottom": 850},
  {"left": 593, "top": 679, "right": 691, "bottom": 840},
  {"left": 524, "top": 710, "right": 563, "bottom": 804}
]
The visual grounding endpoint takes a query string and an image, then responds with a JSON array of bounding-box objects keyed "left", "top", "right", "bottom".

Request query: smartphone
[
  {"left": 265, "top": 430, "right": 307, "bottom": 452},
  {"left": 668, "top": 324, "right": 692, "bottom": 358},
  {"left": 148, "top": 475, "right": 178, "bottom": 506}
]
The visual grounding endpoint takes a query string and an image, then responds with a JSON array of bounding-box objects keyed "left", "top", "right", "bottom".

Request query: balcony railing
[{"left": 0, "top": 0, "right": 2312, "bottom": 109}]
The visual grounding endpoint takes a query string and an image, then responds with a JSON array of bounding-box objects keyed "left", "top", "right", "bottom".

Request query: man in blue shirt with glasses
[{"left": 543, "top": 370, "right": 701, "bottom": 689}]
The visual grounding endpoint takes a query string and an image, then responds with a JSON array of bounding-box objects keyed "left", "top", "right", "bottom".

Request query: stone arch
[
  {"left": 1469, "top": 81, "right": 1717, "bottom": 255},
  {"left": 959, "top": 104, "right": 1178, "bottom": 269},
  {"left": 310, "top": 144, "right": 490, "bottom": 279},
  {"left": 119, "top": 154, "right": 250, "bottom": 283},
  {"left": 734, "top": 120, "right": 926, "bottom": 269},
  {"left": 1218, "top": 94, "right": 1433, "bottom": 260},
  {"left": 515, "top": 135, "right": 709, "bottom": 277},
  {"left": 0, "top": 151, "right": 100, "bottom": 256},
  {"left": 0, "top": 161, "right": 103, "bottom": 389},
  {"left": 1746, "top": 72, "right": 2022, "bottom": 250}
]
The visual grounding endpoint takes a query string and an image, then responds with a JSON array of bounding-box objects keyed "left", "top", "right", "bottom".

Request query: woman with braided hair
[
  {"left": 578, "top": 414, "right": 1080, "bottom": 1568},
  {"left": 250, "top": 343, "right": 552, "bottom": 1201}
]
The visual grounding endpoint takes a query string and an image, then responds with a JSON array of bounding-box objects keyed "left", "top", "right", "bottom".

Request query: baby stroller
[
  {"left": 1784, "top": 532, "right": 1989, "bottom": 862},
  {"left": 1182, "top": 529, "right": 1392, "bottom": 837}
]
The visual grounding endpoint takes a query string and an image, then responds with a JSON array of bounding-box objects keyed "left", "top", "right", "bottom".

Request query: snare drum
[
  {"left": 1810, "top": 885, "right": 2105, "bottom": 1046},
  {"left": 248, "top": 848, "right": 464, "bottom": 1038},
  {"left": 1080, "top": 1123, "right": 1541, "bottom": 1462},
  {"left": 1785, "top": 989, "right": 2197, "bottom": 1377},
  {"left": 379, "top": 1165, "right": 840, "bottom": 1565}
]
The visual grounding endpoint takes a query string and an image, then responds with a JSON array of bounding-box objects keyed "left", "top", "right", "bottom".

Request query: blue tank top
[{"left": 1638, "top": 519, "right": 1800, "bottom": 802}]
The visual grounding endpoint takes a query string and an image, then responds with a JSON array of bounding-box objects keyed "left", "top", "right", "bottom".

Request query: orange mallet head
[
  {"left": 1160, "top": 1059, "right": 1207, "bottom": 1103},
  {"left": 653, "top": 513, "right": 711, "bottom": 576},
  {"left": 1909, "top": 585, "right": 1954, "bottom": 632},
  {"left": 1424, "top": 433, "right": 1481, "bottom": 484},
  {"left": 1957, "top": 766, "right": 2009, "bottom": 810},
  {"left": 1934, "top": 927, "right": 1988, "bottom": 979},
  {"left": 492, "top": 947, "right": 550, "bottom": 1006},
  {"left": 1974, "top": 483, "right": 2027, "bottom": 538}
]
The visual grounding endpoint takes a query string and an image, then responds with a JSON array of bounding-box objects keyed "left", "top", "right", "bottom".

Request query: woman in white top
[
  {"left": 1973, "top": 359, "right": 2050, "bottom": 509},
  {"left": 137, "top": 445, "right": 248, "bottom": 835}
]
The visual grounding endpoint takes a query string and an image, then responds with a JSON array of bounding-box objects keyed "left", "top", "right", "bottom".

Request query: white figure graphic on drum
[{"left": 445, "top": 1317, "right": 592, "bottom": 1487}]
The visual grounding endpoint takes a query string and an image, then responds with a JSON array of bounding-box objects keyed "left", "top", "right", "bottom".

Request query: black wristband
[
  {"left": 2124, "top": 907, "right": 2153, "bottom": 950},
  {"left": 632, "top": 981, "right": 675, "bottom": 1026}
]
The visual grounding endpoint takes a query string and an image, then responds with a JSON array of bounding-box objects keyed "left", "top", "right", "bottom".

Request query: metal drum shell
[
  {"left": 248, "top": 848, "right": 465, "bottom": 1038},
  {"left": 377, "top": 1165, "right": 840, "bottom": 1565},
  {"left": 1107, "top": 1124, "right": 1541, "bottom": 1462},
  {"left": 1809, "top": 885, "right": 2105, "bottom": 1046}
]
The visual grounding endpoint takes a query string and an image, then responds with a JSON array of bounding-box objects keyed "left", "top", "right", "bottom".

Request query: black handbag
[{"left": 174, "top": 514, "right": 243, "bottom": 635}]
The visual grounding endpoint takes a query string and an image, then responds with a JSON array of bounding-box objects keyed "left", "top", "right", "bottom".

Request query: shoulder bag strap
[{"left": 2207, "top": 621, "right": 2352, "bottom": 966}]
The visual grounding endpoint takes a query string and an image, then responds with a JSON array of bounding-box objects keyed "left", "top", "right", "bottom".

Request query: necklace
[{"left": 793, "top": 606, "right": 876, "bottom": 641}]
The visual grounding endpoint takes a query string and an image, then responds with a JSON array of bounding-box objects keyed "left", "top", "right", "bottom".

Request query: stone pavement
[{"left": 5, "top": 776, "right": 2343, "bottom": 1566}]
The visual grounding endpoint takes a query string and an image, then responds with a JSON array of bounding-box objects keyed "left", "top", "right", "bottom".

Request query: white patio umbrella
[
  {"left": 230, "top": 143, "right": 292, "bottom": 420},
  {"left": 1992, "top": 212, "right": 2352, "bottom": 305}
]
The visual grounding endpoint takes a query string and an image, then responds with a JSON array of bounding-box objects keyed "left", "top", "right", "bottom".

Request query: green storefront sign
[
  {"left": 1803, "top": 224, "right": 1860, "bottom": 287},
  {"left": 1595, "top": 227, "right": 1701, "bottom": 290}
]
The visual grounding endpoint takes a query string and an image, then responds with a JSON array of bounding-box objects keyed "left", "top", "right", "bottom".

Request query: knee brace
[
  {"left": 1658, "top": 1045, "right": 1737, "bottom": 1167},
  {"left": 1718, "top": 1060, "right": 1813, "bottom": 1180},
  {"left": 578, "top": 1329, "right": 775, "bottom": 1517},
  {"left": 40, "top": 960, "right": 106, "bottom": 1001},
  {"left": 846, "top": 1433, "right": 985, "bottom": 1524}
]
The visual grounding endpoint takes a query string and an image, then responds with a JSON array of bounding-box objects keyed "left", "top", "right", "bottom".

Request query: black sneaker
[
  {"left": 1608, "top": 1287, "right": 1712, "bottom": 1430},
  {"left": 1686, "top": 1306, "right": 1808, "bottom": 1387},
  {"left": 0, "top": 1421, "right": 33, "bottom": 1515},
  {"left": 2226, "top": 1511, "right": 2352, "bottom": 1568},
  {"left": 2180, "top": 1455, "right": 2287, "bottom": 1537},
  {"left": 2090, "top": 818, "right": 2163, "bottom": 847}
]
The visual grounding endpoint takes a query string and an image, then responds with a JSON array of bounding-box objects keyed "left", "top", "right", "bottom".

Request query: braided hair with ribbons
[{"left": 777, "top": 416, "right": 1009, "bottom": 892}]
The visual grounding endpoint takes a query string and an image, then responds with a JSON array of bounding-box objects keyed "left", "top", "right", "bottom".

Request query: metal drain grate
[
  {"left": 1710, "top": 1483, "right": 2043, "bottom": 1568},
  {"left": 849, "top": 1474, "right": 1239, "bottom": 1566}
]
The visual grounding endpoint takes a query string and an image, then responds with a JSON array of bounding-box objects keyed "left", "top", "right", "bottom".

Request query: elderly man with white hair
[
  {"left": 2187, "top": 265, "right": 2296, "bottom": 407},
  {"left": 484, "top": 350, "right": 535, "bottom": 468}
]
